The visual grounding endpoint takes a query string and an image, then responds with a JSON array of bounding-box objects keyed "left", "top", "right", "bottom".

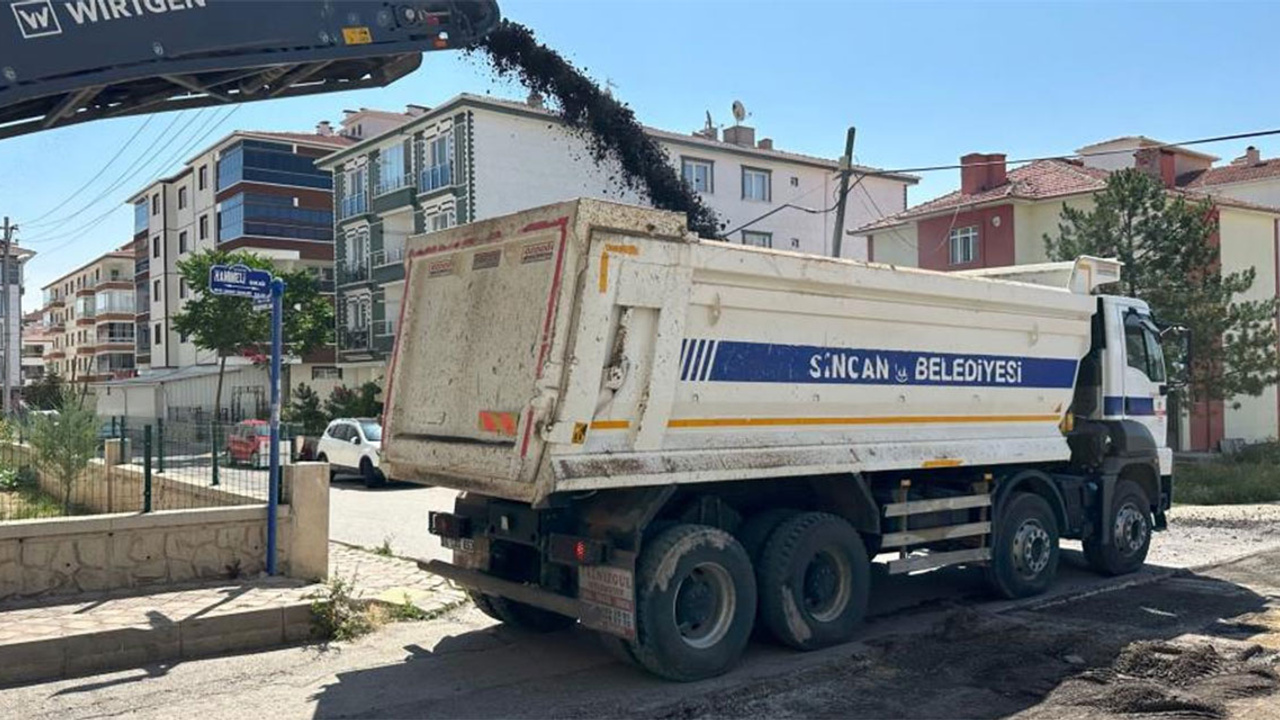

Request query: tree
[
  {"left": 26, "top": 389, "right": 98, "bottom": 512},
  {"left": 324, "top": 382, "right": 383, "bottom": 419},
  {"left": 284, "top": 383, "right": 328, "bottom": 436},
  {"left": 1045, "top": 168, "right": 1280, "bottom": 406},
  {"left": 22, "top": 370, "right": 63, "bottom": 411},
  {"left": 170, "top": 249, "right": 334, "bottom": 421}
]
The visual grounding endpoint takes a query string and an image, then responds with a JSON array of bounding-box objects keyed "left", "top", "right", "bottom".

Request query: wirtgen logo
[{"left": 11, "top": 0, "right": 62, "bottom": 39}]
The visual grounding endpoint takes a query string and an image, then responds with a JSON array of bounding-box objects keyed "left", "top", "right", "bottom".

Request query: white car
[{"left": 315, "top": 418, "right": 386, "bottom": 487}]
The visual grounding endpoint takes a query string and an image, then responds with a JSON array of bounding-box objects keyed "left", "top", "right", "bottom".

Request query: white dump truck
[{"left": 383, "top": 198, "right": 1177, "bottom": 681}]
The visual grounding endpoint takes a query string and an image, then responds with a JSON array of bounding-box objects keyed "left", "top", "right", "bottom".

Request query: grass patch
[
  {"left": 308, "top": 575, "right": 374, "bottom": 642},
  {"left": 1175, "top": 460, "right": 1280, "bottom": 505}
]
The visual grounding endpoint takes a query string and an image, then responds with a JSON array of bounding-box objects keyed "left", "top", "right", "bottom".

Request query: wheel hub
[
  {"left": 1114, "top": 503, "right": 1148, "bottom": 555},
  {"left": 802, "top": 549, "right": 852, "bottom": 623},
  {"left": 673, "top": 562, "right": 736, "bottom": 650},
  {"left": 1012, "top": 519, "right": 1051, "bottom": 578}
]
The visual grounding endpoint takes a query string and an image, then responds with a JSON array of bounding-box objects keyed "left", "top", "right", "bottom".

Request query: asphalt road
[{"left": 328, "top": 475, "right": 457, "bottom": 562}]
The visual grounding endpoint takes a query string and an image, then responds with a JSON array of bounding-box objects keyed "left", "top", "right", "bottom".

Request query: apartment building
[
  {"left": 21, "top": 310, "right": 49, "bottom": 385},
  {"left": 0, "top": 244, "right": 33, "bottom": 406},
  {"left": 858, "top": 139, "right": 1280, "bottom": 451},
  {"left": 39, "top": 250, "right": 136, "bottom": 383},
  {"left": 316, "top": 93, "right": 918, "bottom": 386}
]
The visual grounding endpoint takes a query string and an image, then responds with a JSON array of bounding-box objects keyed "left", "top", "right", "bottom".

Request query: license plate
[
  {"left": 441, "top": 536, "right": 474, "bottom": 552},
  {"left": 578, "top": 565, "right": 635, "bottom": 640}
]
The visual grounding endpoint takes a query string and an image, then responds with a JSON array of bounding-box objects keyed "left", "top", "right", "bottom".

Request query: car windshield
[
  {"left": 360, "top": 422, "right": 382, "bottom": 442},
  {"left": 254, "top": 426, "right": 271, "bottom": 436}
]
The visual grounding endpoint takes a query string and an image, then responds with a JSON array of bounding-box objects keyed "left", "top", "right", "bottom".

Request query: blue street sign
[{"left": 208, "top": 263, "right": 272, "bottom": 300}]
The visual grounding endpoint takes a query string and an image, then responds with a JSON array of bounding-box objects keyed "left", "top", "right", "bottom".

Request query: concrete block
[
  {"left": 284, "top": 464, "right": 329, "bottom": 582},
  {"left": 180, "top": 608, "right": 284, "bottom": 658},
  {"left": 0, "top": 638, "right": 66, "bottom": 685},
  {"left": 63, "top": 625, "right": 180, "bottom": 678},
  {"left": 282, "top": 603, "right": 318, "bottom": 643},
  {"left": 0, "top": 540, "right": 17, "bottom": 564}
]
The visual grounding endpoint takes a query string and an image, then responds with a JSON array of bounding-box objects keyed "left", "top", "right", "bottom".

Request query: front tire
[
  {"left": 1083, "top": 480, "right": 1152, "bottom": 576},
  {"left": 361, "top": 458, "right": 386, "bottom": 488},
  {"left": 757, "top": 512, "right": 870, "bottom": 650},
  {"left": 628, "top": 524, "right": 756, "bottom": 682},
  {"left": 986, "top": 492, "right": 1060, "bottom": 600}
]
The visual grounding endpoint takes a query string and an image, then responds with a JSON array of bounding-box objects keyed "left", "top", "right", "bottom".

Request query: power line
[{"left": 18, "top": 115, "right": 155, "bottom": 228}]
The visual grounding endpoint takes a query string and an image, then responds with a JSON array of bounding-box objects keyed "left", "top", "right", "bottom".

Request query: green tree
[
  {"left": 324, "top": 382, "right": 383, "bottom": 419},
  {"left": 25, "top": 389, "right": 97, "bottom": 512},
  {"left": 1045, "top": 168, "right": 1280, "bottom": 406},
  {"left": 284, "top": 383, "right": 328, "bottom": 436},
  {"left": 22, "top": 370, "right": 63, "bottom": 411},
  {"left": 170, "top": 249, "right": 334, "bottom": 420}
]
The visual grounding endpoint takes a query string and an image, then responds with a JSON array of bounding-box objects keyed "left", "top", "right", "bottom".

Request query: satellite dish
[{"left": 731, "top": 100, "right": 747, "bottom": 124}]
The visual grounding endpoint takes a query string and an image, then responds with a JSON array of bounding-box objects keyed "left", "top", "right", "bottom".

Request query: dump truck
[{"left": 383, "top": 198, "right": 1177, "bottom": 681}]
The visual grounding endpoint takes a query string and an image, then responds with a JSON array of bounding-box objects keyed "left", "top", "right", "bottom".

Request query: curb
[{"left": 0, "top": 600, "right": 319, "bottom": 687}]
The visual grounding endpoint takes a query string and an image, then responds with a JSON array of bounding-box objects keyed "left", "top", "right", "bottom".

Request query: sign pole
[{"left": 266, "top": 277, "right": 285, "bottom": 576}]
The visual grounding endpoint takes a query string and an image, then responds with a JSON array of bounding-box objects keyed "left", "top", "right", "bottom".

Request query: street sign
[{"left": 208, "top": 264, "right": 272, "bottom": 301}]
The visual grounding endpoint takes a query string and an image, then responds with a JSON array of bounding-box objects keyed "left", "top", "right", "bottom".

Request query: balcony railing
[
  {"left": 375, "top": 173, "right": 412, "bottom": 196},
  {"left": 371, "top": 245, "right": 406, "bottom": 267},
  {"left": 420, "top": 163, "right": 453, "bottom": 193},
  {"left": 340, "top": 327, "right": 371, "bottom": 351},
  {"left": 338, "top": 262, "right": 369, "bottom": 285},
  {"left": 135, "top": 258, "right": 150, "bottom": 275},
  {"left": 340, "top": 193, "right": 367, "bottom": 219},
  {"left": 373, "top": 318, "right": 398, "bottom": 336},
  {"left": 96, "top": 334, "right": 136, "bottom": 345}
]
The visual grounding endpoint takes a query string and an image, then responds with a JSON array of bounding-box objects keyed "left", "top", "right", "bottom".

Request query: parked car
[
  {"left": 315, "top": 418, "right": 385, "bottom": 487},
  {"left": 226, "top": 419, "right": 271, "bottom": 468}
]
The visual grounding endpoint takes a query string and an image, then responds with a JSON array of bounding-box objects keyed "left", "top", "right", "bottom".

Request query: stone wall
[{"left": 0, "top": 464, "right": 329, "bottom": 602}]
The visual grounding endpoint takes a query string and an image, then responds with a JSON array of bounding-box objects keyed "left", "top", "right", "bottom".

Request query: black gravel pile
[{"left": 472, "top": 22, "right": 722, "bottom": 238}]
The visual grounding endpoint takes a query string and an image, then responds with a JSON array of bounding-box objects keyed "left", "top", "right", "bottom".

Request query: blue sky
[{"left": 4, "top": 0, "right": 1279, "bottom": 310}]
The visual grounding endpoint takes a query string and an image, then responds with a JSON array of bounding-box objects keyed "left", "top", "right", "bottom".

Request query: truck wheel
[
  {"left": 757, "top": 512, "right": 870, "bottom": 651},
  {"left": 736, "top": 508, "right": 800, "bottom": 562},
  {"left": 467, "top": 590, "right": 503, "bottom": 622},
  {"left": 487, "top": 596, "right": 577, "bottom": 633},
  {"left": 630, "top": 524, "right": 756, "bottom": 682},
  {"left": 986, "top": 492, "right": 1060, "bottom": 599},
  {"left": 1083, "top": 480, "right": 1152, "bottom": 576}
]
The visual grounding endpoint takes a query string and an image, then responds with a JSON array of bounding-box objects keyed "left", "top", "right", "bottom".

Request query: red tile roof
[
  {"left": 858, "top": 159, "right": 1109, "bottom": 231},
  {"left": 1179, "top": 159, "right": 1280, "bottom": 189}
]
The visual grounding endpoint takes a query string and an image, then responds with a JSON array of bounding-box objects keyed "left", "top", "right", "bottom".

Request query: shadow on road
[{"left": 308, "top": 552, "right": 1280, "bottom": 719}]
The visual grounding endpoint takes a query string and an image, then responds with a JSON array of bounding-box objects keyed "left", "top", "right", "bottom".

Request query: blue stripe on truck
[{"left": 680, "top": 339, "right": 1079, "bottom": 388}]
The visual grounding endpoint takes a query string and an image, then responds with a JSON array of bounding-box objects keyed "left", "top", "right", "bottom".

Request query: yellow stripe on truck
[{"left": 667, "top": 414, "right": 1060, "bottom": 429}]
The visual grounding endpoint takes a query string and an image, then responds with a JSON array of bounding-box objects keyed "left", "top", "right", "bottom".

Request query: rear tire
[
  {"left": 1083, "top": 480, "right": 1152, "bottom": 576},
  {"left": 736, "top": 508, "right": 800, "bottom": 563},
  {"left": 986, "top": 492, "right": 1060, "bottom": 599},
  {"left": 487, "top": 596, "right": 577, "bottom": 633},
  {"left": 628, "top": 524, "right": 756, "bottom": 682},
  {"left": 757, "top": 512, "right": 870, "bottom": 651}
]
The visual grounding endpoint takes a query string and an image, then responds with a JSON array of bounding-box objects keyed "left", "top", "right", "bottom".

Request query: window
[
  {"left": 430, "top": 209, "right": 456, "bottom": 232},
  {"left": 219, "top": 192, "right": 333, "bottom": 243},
  {"left": 134, "top": 201, "right": 149, "bottom": 234},
  {"left": 179, "top": 279, "right": 187, "bottom": 299},
  {"left": 151, "top": 194, "right": 159, "bottom": 215},
  {"left": 742, "top": 167, "right": 771, "bottom": 202},
  {"left": 377, "top": 142, "right": 407, "bottom": 195},
  {"left": 153, "top": 279, "right": 160, "bottom": 296},
  {"left": 152, "top": 236, "right": 160, "bottom": 258},
  {"left": 948, "top": 226, "right": 979, "bottom": 265},
  {"left": 179, "top": 331, "right": 188, "bottom": 343},
  {"left": 1124, "top": 312, "right": 1167, "bottom": 382},
  {"left": 198, "top": 165, "right": 208, "bottom": 191},
  {"left": 681, "top": 158, "right": 713, "bottom": 193},
  {"left": 742, "top": 231, "right": 773, "bottom": 248},
  {"left": 199, "top": 214, "right": 209, "bottom": 241},
  {"left": 312, "top": 366, "right": 343, "bottom": 380},
  {"left": 153, "top": 323, "right": 162, "bottom": 345},
  {"left": 218, "top": 139, "right": 332, "bottom": 192},
  {"left": 422, "top": 135, "right": 453, "bottom": 191},
  {"left": 179, "top": 231, "right": 188, "bottom": 254},
  {"left": 341, "top": 166, "right": 368, "bottom": 218},
  {"left": 178, "top": 186, "right": 187, "bottom": 209}
]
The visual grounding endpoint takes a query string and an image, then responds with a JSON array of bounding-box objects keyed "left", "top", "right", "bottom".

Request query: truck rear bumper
[{"left": 419, "top": 559, "right": 592, "bottom": 623}]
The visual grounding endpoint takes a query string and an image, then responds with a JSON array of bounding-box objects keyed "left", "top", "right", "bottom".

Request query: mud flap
[{"left": 577, "top": 550, "right": 637, "bottom": 640}]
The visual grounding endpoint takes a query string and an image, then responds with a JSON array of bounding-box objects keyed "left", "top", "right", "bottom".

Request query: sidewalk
[{"left": 0, "top": 542, "right": 463, "bottom": 687}]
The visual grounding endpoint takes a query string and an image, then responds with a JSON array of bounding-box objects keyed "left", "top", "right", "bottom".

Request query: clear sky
[{"left": 4, "top": 0, "right": 1279, "bottom": 312}]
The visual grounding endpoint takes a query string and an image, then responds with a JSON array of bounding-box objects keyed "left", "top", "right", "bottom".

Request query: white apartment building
[{"left": 38, "top": 249, "right": 134, "bottom": 384}]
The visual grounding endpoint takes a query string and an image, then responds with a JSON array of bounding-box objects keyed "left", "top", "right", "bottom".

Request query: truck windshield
[{"left": 1124, "top": 312, "right": 1167, "bottom": 383}]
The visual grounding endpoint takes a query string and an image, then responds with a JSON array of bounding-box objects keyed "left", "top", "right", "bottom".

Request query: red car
[{"left": 226, "top": 419, "right": 271, "bottom": 467}]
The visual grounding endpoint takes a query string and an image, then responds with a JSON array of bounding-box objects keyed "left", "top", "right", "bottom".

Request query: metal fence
[{"left": 0, "top": 415, "right": 296, "bottom": 523}]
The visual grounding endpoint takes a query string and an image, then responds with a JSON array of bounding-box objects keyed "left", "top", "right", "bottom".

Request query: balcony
[
  {"left": 340, "top": 193, "right": 367, "bottom": 219},
  {"left": 420, "top": 163, "right": 453, "bottom": 193},
  {"left": 338, "top": 262, "right": 369, "bottom": 286},
  {"left": 372, "top": 245, "right": 406, "bottom": 267},
  {"left": 372, "top": 318, "right": 398, "bottom": 337},
  {"left": 375, "top": 173, "right": 413, "bottom": 197},
  {"left": 339, "top": 327, "right": 370, "bottom": 351},
  {"left": 135, "top": 258, "right": 150, "bottom": 276}
]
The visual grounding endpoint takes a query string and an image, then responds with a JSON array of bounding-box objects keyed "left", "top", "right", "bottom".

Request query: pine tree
[{"left": 1045, "top": 168, "right": 1280, "bottom": 406}]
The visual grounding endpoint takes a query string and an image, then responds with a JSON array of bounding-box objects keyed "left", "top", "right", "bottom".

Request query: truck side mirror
[{"left": 1161, "top": 324, "right": 1192, "bottom": 390}]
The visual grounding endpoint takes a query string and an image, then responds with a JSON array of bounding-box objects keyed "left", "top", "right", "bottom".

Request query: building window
[
  {"left": 179, "top": 231, "right": 188, "bottom": 254},
  {"left": 430, "top": 209, "right": 456, "bottom": 232},
  {"left": 199, "top": 214, "right": 209, "bottom": 241},
  {"left": 681, "top": 158, "right": 713, "bottom": 193},
  {"left": 312, "top": 366, "right": 343, "bottom": 380},
  {"left": 152, "top": 236, "right": 160, "bottom": 258},
  {"left": 377, "top": 142, "right": 408, "bottom": 195},
  {"left": 949, "top": 225, "right": 979, "bottom": 265},
  {"left": 134, "top": 201, "right": 149, "bottom": 234},
  {"left": 178, "top": 186, "right": 188, "bottom": 209},
  {"left": 198, "top": 165, "right": 208, "bottom": 191},
  {"left": 219, "top": 192, "right": 333, "bottom": 243},
  {"left": 154, "top": 323, "right": 162, "bottom": 345},
  {"left": 742, "top": 231, "right": 772, "bottom": 248},
  {"left": 421, "top": 135, "right": 453, "bottom": 192},
  {"left": 341, "top": 166, "right": 368, "bottom": 218},
  {"left": 153, "top": 279, "right": 160, "bottom": 296},
  {"left": 179, "top": 279, "right": 187, "bottom": 299},
  {"left": 151, "top": 194, "right": 160, "bottom": 215},
  {"left": 742, "top": 167, "right": 771, "bottom": 202}
]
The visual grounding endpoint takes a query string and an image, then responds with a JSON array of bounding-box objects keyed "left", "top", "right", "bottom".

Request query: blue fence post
[{"left": 143, "top": 425, "right": 153, "bottom": 512}]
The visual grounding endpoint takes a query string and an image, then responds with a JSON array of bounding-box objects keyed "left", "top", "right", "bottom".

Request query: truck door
[{"left": 1117, "top": 306, "right": 1169, "bottom": 443}]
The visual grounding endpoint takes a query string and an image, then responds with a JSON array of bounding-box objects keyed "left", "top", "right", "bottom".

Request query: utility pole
[
  {"left": 831, "top": 127, "right": 857, "bottom": 259},
  {"left": 1, "top": 217, "right": 12, "bottom": 418}
]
